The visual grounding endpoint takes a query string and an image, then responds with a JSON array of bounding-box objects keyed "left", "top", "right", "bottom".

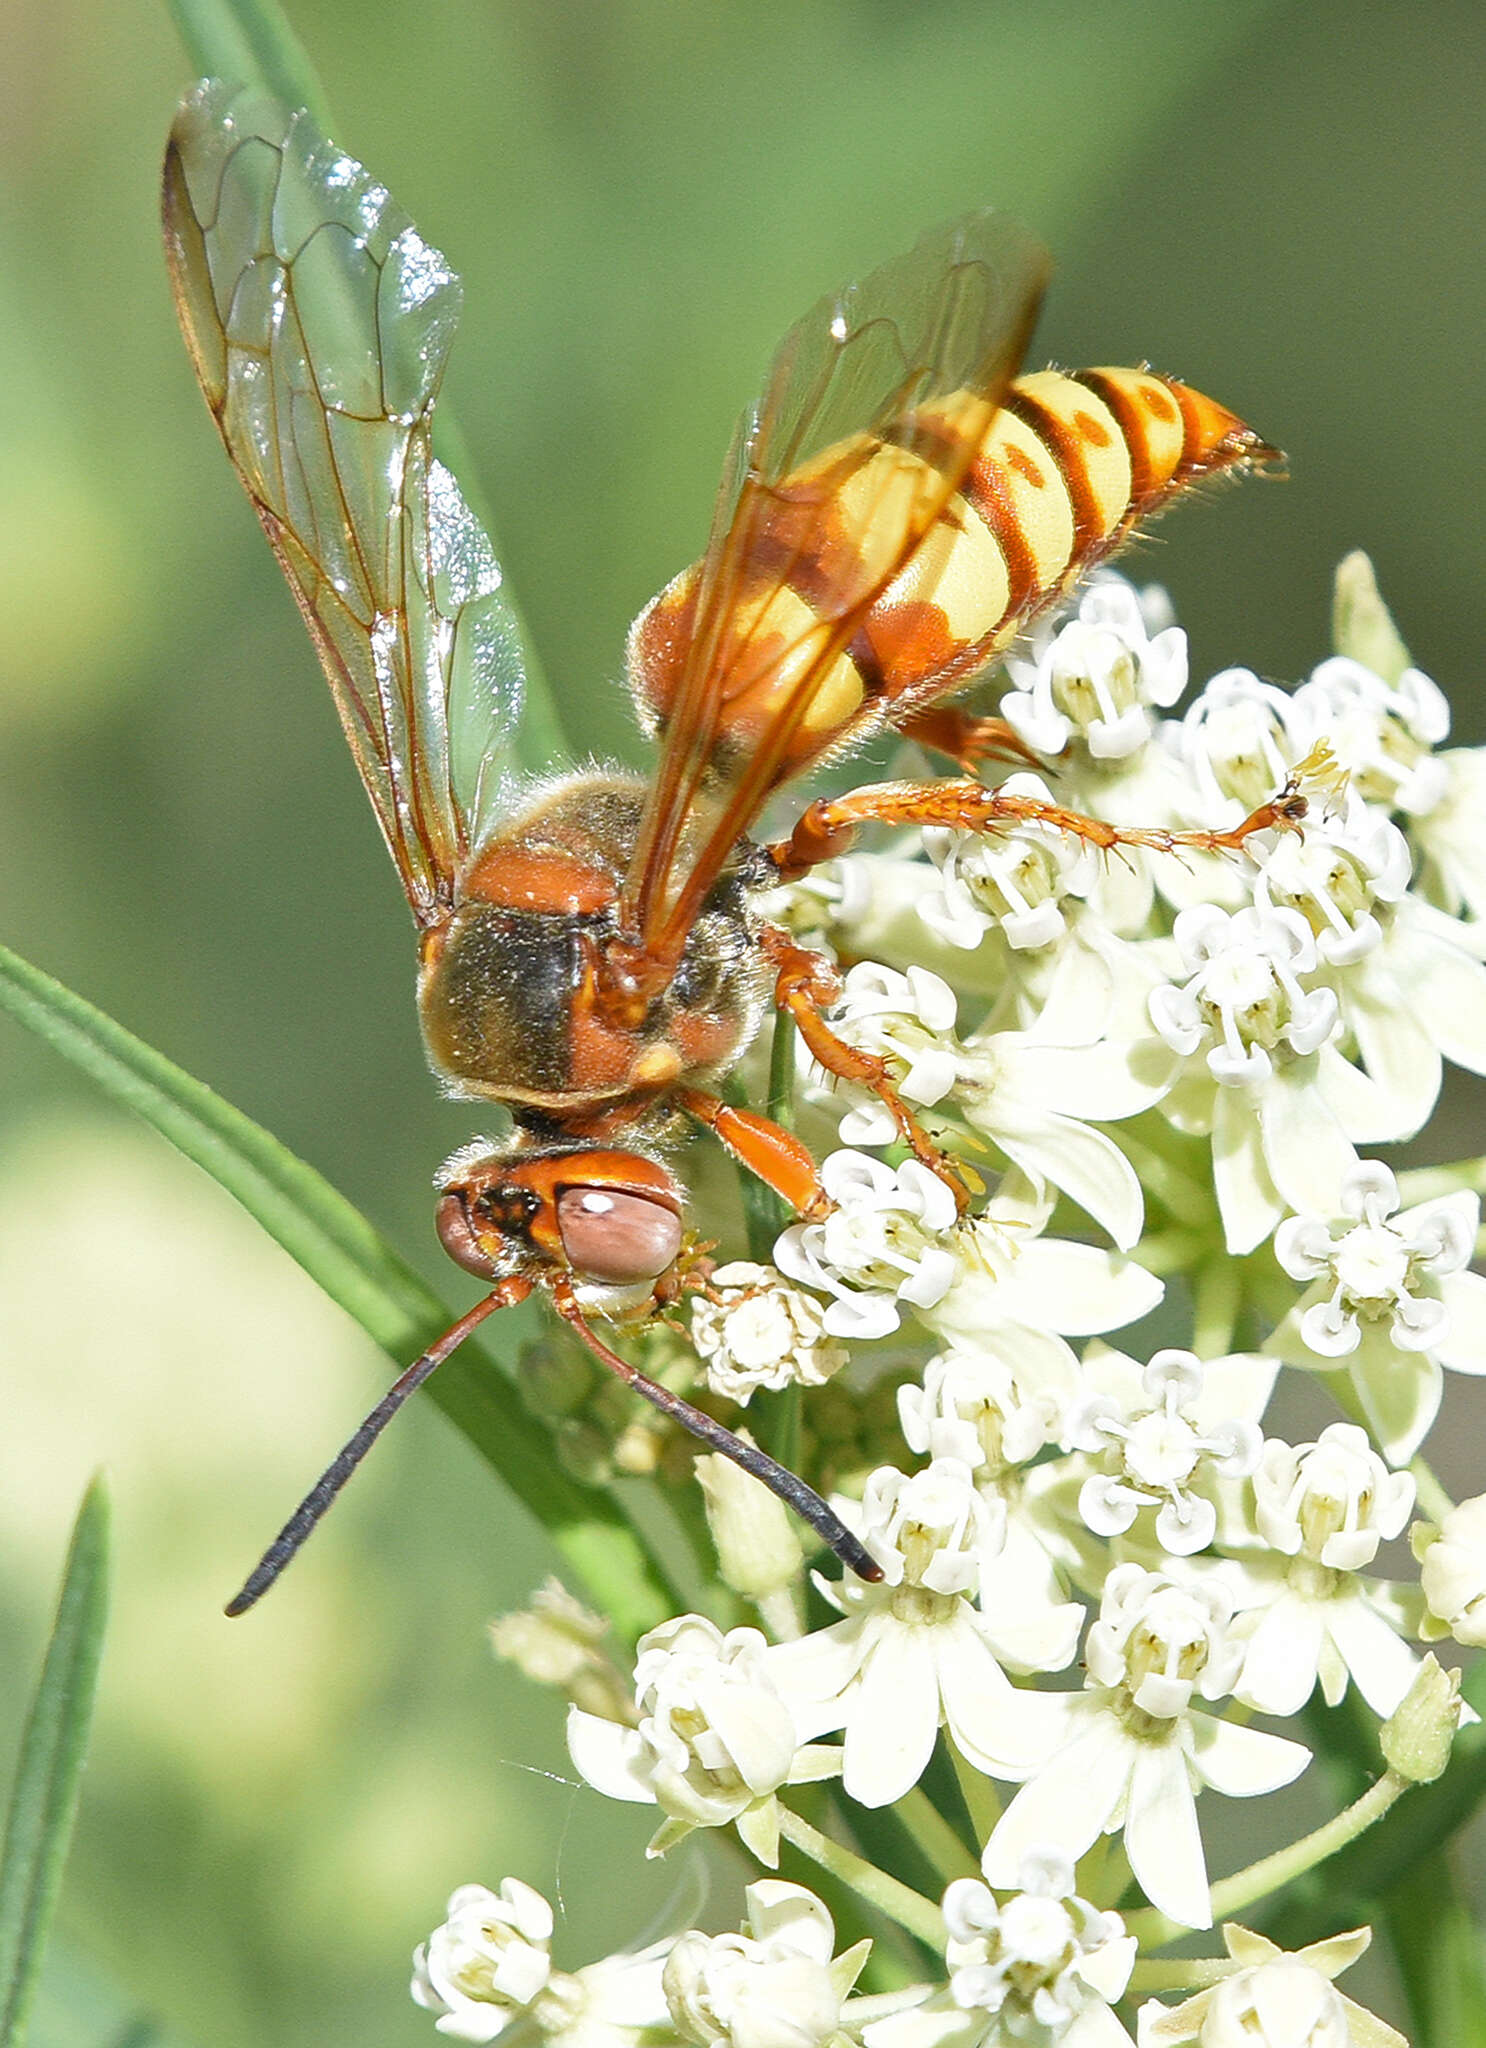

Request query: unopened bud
[
  {"left": 1332, "top": 551, "right": 1412, "bottom": 684},
  {"left": 1380, "top": 1654, "right": 1461, "bottom": 1782},
  {"left": 696, "top": 1444, "right": 806, "bottom": 1605},
  {"left": 490, "top": 1578, "right": 635, "bottom": 1723}
]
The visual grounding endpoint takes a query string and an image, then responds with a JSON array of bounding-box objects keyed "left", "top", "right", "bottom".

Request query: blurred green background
[{"left": 1, "top": 2, "right": 1483, "bottom": 2043}]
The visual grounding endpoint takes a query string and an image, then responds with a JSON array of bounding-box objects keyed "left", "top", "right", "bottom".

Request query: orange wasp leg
[
  {"left": 897, "top": 707, "right": 1044, "bottom": 776},
  {"left": 767, "top": 774, "right": 1309, "bottom": 877},
  {"left": 676, "top": 1087, "right": 829, "bottom": 1220},
  {"left": 550, "top": 1277, "right": 883, "bottom": 1582},
  {"left": 756, "top": 926, "right": 975, "bottom": 1211}
]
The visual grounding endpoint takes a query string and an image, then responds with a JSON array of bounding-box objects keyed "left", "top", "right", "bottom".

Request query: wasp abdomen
[{"left": 628, "top": 367, "right": 1278, "bottom": 789}]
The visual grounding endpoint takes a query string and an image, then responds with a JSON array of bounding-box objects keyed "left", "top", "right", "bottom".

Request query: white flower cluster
[{"left": 417, "top": 563, "right": 1482, "bottom": 2048}]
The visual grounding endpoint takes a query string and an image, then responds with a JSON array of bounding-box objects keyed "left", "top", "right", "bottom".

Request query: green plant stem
[
  {"left": 1192, "top": 1255, "right": 1240, "bottom": 1358},
  {"left": 1127, "top": 1956, "right": 1237, "bottom": 1995},
  {"left": 891, "top": 1788, "right": 979, "bottom": 1885},
  {"left": 1125, "top": 1768, "right": 1409, "bottom": 1951},
  {"left": 1130, "top": 1229, "right": 1210, "bottom": 1278},
  {"left": 1409, "top": 1455, "right": 1454, "bottom": 1525},
  {"left": 947, "top": 1738, "right": 1000, "bottom": 1846},
  {"left": 777, "top": 1806, "right": 944, "bottom": 1949}
]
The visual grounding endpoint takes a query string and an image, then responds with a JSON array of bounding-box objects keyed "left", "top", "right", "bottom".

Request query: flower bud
[
  {"left": 489, "top": 1579, "right": 634, "bottom": 1724},
  {"left": 1379, "top": 1653, "right": 1461, "bottom": 1783},
  {"left": 696, "top": 1447, "right": 805, "bottom": 1603}
]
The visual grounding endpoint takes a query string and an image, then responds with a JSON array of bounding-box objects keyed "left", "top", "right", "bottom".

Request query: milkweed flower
[
  {"left": 1416, "top": 1493, "right": 1486, "bottom": 1647},
  {"left": 1220, "top": 1424, "right": 1419, "bottom": 1719},
  {"left": 566, "top": 1616, "right": 840, "bottom": 1865},
  {"left": 767, "top": 1460, "right": 1070, "bottom": 1806},
  {"left": 412, "top": 1881, "right": 675, "bottom": 2048},
  {"left": 863, "top": 1850, "right": 1136, "bottom": 2048},
  {"left": 663, "top": 1882, "right": 869, "bottom": 2048},
  {"left": 1136, "top": 1924, "right": 1405, "bottom": 2047},
  {"left": 1271, "top": 1160, "right": 1486, "bottom": 1461},
  {"left": 690, "top": 1262, "right": 850, "bottom": 1403},
  {"left": 982, "top": 1566, "right": 1308, "bottom": 1928}
]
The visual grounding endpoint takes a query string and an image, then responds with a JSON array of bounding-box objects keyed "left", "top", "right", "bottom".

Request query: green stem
[
  {"left": 1129, "top": 1229, "right": 1209, "bottom": 1278},
  {"left": 1192, "top": 1256, "right": 1240, "bottom": 1358},
  {"left": 1124, "top": 1767, "right": 1409, "bottom": 1950},
  {"left": 1127, "top": 1956, "right": 1238, "bottom": 1995},
  {"left": 1409, "top": 1455, "right": 1454, "bottom": 1525},
  {"left": 776, "top": 1806, "right": 944, "bottom": 1950},
  {"left": 947, "top": 1738, "right": 1000, "bottom": 1848},
  {"left": 891, "top": 1788, "right": 979, "bottom": 1884}
]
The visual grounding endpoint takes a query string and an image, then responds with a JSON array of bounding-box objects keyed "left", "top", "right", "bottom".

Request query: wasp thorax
[{"left": 556, "top": 1186, "right": 683, "bottom": 1285}]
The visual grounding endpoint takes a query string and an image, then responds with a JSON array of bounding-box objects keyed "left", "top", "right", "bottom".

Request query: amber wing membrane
[
  {"left": 163, "top": 81, "right": 524, "bottom": 924},
  {"left": 621, "top": 211, "right": 1051, "bottom": 957}
]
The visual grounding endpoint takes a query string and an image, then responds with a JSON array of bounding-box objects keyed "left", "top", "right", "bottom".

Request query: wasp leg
[
  {"left": 756, "top": 927, "right": 974, "bottom": 1211},
  {"left": 676, "top": 1086, "right": 828, "bottom": 1219},
  {"left": 898, "top": 706, "right": 1044, "bottom": 776},
  {"left": 767, "top": 772, "right": 1308, "bottom": 877}
]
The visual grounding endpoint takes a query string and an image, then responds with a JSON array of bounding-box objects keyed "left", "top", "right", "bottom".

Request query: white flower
[
  {"left": 775, "top": 1151, "right": 959, "bottom": 1340},
  {"left": 663, "top": 1882, "right": 868, "bottom": 2048},
  {"left": 983, "top": 1567, "right": 1308, "bottom": 1929},
  {"left": 412, "top": 1884, "right": 676, "bottom": 2048},
  {"left": 1417, "top": 1493, "right": 1486, "bottom": 1646},
  {"left": 924, "top": 1192, "right": 1163, "bottom": 1357},
  {"left": 1165, "top": 667, "right": 1313, "bottom": 829},
  {"left": 1272, "top": 1160, "right": 1486, "bottom": 1461},
  {"left": 1410, "top": 741, "right": 1486, "bottom": 920},
  {"left": 863, "top": 1850, "right": 1135, "bottom": 2048},
  {"left": 413, "top": 1880, "right": 555, "bottom": 2043},
  {"left": 1001, "top": 579, "right": 1187, "bottom": 763},
  {"left": 1150, "top": 905, "right": 1338, "bottom": 1087},
  {"left": 900, "top": 1346, "right": 1068, "bottom": 1475},
  {"left": 1222, "top": 1425, "right": 1419, "bottom": 1720},
  {"left": 1136, "top": 1923, "right": 1405, "bottom": 2047},
  {"left": 767, "top": 1460, "right": 1071, "bottom": 1807},
  {"left": 920, "top": 774, "right": 1100, "bottom": 952},
  {"left": 821, "top": 962, "right": 1160, "bottom": 1248},
  {"left": 567, "top": 1616, "right": 839, "bottom": 1865},
  {"left": 1292, "top": 653, "right": 1450, "bottom": 817},
  {"left": 1251, "top": 792, "right": 1411, "bottom": 969},
  {"left": 1065, "top": 1350, "right": 1263, "bottom": 1557},
  {"left": 1148, "top": 904, "right": 1362, "bottom": 1252},
  {"left": 691, "top": 1263, "right": 849, "bottom": 1403}
]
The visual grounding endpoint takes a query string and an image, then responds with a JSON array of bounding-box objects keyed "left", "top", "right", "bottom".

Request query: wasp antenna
[
  {"left": 225, "top": 1283, "right": 527, "bottom": 1617},
  {"left": 553, "top": 1283, "right": 884, "bottom": 1584}
]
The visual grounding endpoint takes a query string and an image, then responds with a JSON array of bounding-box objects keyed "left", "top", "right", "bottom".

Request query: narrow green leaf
[
  {"left": 161, "top": 0, "right": 568, "bottom": 772},
  {"left": 1383, "top": 1863, "right": 1486, "bottom": 2048},
  {"left": 0, "top": 1480, "right": 111, "bottom": 2048},
  {"left": 0, "top": 942, "right": 677, "bottom": 1637}
]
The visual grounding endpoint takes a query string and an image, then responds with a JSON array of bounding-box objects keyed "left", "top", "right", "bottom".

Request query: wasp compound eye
[
  {"left": 435, "top": 1191, "right": 501, "bottom": 1279},
  {"left": 556, "top": 1186, "right": 683, "bottom": 1285}
]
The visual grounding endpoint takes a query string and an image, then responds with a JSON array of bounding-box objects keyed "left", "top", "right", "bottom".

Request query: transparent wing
[
  {"left": 162, "top": 79, "right": 524, "bottom": 923},
  {"left": 622, "top": 210, "right": 1050, "bottom": 955}
]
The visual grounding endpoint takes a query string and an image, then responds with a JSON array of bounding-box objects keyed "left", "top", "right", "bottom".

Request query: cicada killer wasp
[{"left": 163, "top": 81, "right": 1297, "bottom": 1611}]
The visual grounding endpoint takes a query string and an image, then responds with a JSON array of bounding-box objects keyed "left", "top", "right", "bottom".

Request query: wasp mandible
[{"left": 163, "top": 81, "right": 1298, "bottom": 1611}]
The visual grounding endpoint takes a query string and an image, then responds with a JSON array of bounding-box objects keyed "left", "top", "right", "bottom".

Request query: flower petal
[
  {"left": 1186, "top": 1712, "right": 1310, "bottom": 1797},
  {"left": 842, "top": 1618, "right": 941, "bottom": 1807},
  {"left": 1124, "top": 1740, "right": 1210, "bottom": 1928}
]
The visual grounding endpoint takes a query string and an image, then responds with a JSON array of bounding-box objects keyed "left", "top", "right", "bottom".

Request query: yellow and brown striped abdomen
[{"left": 627, "top": 367, "right": 1278, "bottom": 786}]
